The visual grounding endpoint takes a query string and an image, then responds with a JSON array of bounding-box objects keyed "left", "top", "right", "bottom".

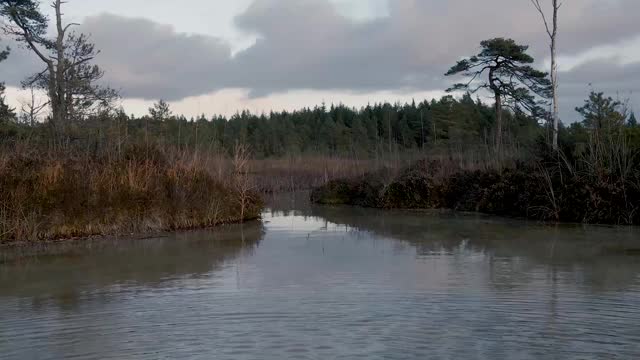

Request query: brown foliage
[
  {"left": 0, "top": 145, "right": 263, "bottom": 243},
  {"left": 311, "top": 156, "right": 640, "bottom": 226}
]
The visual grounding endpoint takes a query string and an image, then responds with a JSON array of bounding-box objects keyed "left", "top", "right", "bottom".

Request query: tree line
[
  {"left": 1, "top": 91, "right": 637, "bottom": 159},
  {"left": 0, "top": 0, "right": 637, "bottom": 160}
]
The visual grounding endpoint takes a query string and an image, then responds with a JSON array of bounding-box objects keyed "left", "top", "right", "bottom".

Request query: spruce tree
[{"left": 628, "top": 111, "right": 637, "bottom": 127}]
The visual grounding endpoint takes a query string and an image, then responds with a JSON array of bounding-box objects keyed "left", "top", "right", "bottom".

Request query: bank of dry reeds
[
  {"left": 0, "top": 144, "right": 262, "bottom": 243},
  {"left": 311, "top": 139, "right": 640, "bottom": 226}
]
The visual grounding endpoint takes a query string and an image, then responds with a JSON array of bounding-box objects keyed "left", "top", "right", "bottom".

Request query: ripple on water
[{"left": 2, "top": 207, "right": 640, "bottom": 359}]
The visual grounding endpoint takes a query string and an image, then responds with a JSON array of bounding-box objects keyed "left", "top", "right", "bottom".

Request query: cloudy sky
[{"left": 1, "top": 0, "right": 638, "bottom": 122}]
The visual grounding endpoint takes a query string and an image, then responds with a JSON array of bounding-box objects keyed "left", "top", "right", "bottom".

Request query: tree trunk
[
  {"left": 551, "top": 45, "right": 558, "bottom": 150},
  {"left": 54, "top": 0, "right": 66, "bottom": 130},
  {"left": 47, "top": 65, "right": 61, "bottom": 137},
  {"left": 495, "top": 93, "right": 503, "bottom": 154},
  {"left": 387, "top": 111, "right": 392, "bottom": 155},
  {"left": 488, "top": 66, "right": 503, "bottom": 154},
  {"left": 532, "top": 0, "right": 560, "bottom": 150},
  {"left": 420, "top": 109, "right": 424, "bottom": 149},
  {"left": 551, "top": 0, "right": 559, "bottom": 151}
]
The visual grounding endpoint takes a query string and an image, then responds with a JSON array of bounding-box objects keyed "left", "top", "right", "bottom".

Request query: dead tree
[
  {"left": 232, "top": 142, "right": 254, "bottom": 222},
  {"left": 19, "top": 85, "right": 48, "bottom": 125},
  {"left": 531, "top": 0, "right": 562, "bottom": 151}
]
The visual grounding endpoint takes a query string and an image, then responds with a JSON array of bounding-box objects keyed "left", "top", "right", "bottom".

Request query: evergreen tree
[
  {"left": 575, "top": 92, "right": 625, "bottom": 130},
  {"left": 0, "top": 46, "right": 15, "bottom": 122},
  {"left": 149, "top": 100, "right": 172, "bottom": 121},
  {"left": 0, "top": 83, "right": 15, "bottom": 122},
  {"left": 628, "top": 111, "right": 637, "bottom": 127},
  {"left": 445, "top": 38, "right": 551, "bottom": 152}
]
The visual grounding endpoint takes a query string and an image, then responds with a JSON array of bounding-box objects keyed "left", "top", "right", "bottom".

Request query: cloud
[
  {"left": 0, "top": 14, "right": 233, "bottom": 101},
  {"left": 84, "top": 14, "right": 232, "bottom": 100},
  {"left": 0, "top": 0, "right": 639, "bottom": 111},
  {"left": 0, "top": 42, "right": 43, "bottom": 86},
  {"left": 558, "top": 59, "right": 640, "bottom": 121},
  {"left": 230, "top": 0, "right": 436, "bottom": 95}
]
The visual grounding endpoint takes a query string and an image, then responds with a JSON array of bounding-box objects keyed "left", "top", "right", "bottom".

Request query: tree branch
[
  {"left": 62, "top": 22, "right": 79, "bottom": 34},
  {"left": 7, "top": 14, "right": 52, "bottom": 66},
  {"left": 530, "top": 0, "right": 553, "bottom": 39}
]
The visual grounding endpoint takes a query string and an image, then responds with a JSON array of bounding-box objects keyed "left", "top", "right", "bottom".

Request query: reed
[
  {"left": 0, "top": 144, "right": 262, "bottom": 243},
  {"left": 311, "top": 142, "right": 640, "bottom": 226}
]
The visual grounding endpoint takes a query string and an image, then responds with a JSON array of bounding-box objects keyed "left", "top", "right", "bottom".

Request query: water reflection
[
  {"left": 1, "top": 193, "right": 640, "bottom": 359},
  {"left": 267, "top": 193, "right": 640, "bottom": 294},
  {"left": 1, "top": 222, "right": 264, "bottom": 310}
]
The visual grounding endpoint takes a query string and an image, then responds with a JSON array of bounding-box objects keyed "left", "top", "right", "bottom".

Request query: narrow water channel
[{"left": 2, "top": 194, "right": 639, "bottom": 359}]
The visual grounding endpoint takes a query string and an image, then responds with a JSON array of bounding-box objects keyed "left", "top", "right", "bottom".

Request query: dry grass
[
  {"left": 248, "top": 156, "right": 382, "bottom": 193},
  {"left": 244, "top": 146, "right": 510, "bottom": 193},
  {"left": 311, "top": 141, "right": 640, "bottom": 225},
  {"left": 0, "top": 138, "right": 543, "bottom": 243},
  {"left": 0, "top": 145, "right": 262, "bottom": 243}
]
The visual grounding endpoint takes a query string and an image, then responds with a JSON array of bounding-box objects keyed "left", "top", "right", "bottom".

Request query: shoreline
[
  {"left": 310, "top": 159, "right": 640, "bottom": 227},
  {"left": 0, "top": 215, "right": 263, "bottom": 249},
  {"left": 313, "top": 202, "right": 638, "bottom": 229}
]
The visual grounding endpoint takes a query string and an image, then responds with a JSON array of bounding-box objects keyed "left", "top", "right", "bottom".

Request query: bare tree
[
  {"left": 1, "top": 0, "right": 118, "bottom": 133},
  {"left": 18, "top": 85, "right": 47, "bottom": 125},
  {"left": 232, "top": 142, "right": 254, "bottom": 223},
  {"left": 531, "top": 0, "right": 561, "bottom": 151}
]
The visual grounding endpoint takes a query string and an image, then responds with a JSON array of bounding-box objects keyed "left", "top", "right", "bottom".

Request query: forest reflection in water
[{"left": 1, "top": 192, "right": 639, "bottom": 359}]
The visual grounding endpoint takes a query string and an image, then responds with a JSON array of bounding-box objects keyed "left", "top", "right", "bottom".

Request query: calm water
[{"left": 2, "top": 194, "right": 640, "bottom": 359}]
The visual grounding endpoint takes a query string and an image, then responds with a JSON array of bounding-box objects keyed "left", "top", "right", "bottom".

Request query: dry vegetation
[
  {"left": 311, "top": 137, "right": 640, "bottom": 226},
  {"left": 0, "top": 144, "right": 263, "bottom": 244},
  {"left": 0, "top": 141, "right": 420, "bottom": 244}
]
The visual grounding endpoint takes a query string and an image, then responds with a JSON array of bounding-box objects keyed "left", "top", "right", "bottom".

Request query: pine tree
[
  {"left": 575, "top": 92, "right": 626, "bottom": 130},
  {"left": 445, "top": 38, "right": 551, "bottom": 152},
  {"left": 628, "top": 111, "right": 638, "bottom": 127},
  {"left": 0, "top": 46, "right": 14, "bottom": 122}
]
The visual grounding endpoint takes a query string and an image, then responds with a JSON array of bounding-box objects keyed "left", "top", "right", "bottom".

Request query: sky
[{"left": 1, "top": 0, "right": 639, "bottom": 122}]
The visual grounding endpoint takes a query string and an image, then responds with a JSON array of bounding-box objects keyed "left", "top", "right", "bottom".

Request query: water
[{"left": 2, "top": 194, "right": 640, "bottom": 359}]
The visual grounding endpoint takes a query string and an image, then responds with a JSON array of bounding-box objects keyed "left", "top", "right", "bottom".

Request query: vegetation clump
[
  {"left": 0, "top": 145, "right": 263, "bottom": 243},
  {"left": 311, "top": 149, "right": 640, "bottom": 226},
  {"left": 312, "top": 160, "right": 640, "bottom": 225},
  {"left": 310, "top": 173, "right": 383, "bottom": 208}
]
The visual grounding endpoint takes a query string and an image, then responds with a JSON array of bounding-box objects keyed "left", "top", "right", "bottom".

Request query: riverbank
[
  {"left": 0, "top": 145, "right": 263, "bottom": 244},
  {"left": 311, "top": 157, "right": 640, "bottom": 226}
]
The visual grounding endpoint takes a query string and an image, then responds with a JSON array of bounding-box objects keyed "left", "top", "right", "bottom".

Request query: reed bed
[{"left": 0, "top": 145, "right": 262, "bottom": 244}]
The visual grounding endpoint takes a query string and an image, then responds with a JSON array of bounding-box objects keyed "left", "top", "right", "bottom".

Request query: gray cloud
[
  {"left": 558, "top": 59, "right": 640, "bottom": 122},
  {"left": 0, "top": 14, "right": 233, "bottom": 100},
  {"left": 230, "top": 0, "right": 437, "bottom": 96},
  {"left": 86, "top": 14, "right": 232, "bottom": 100},
  {"left": 0, "top": 41, "right": 44, "bottom": 86},
  {"left": 1, "top": 0, "right": 639, "bottom": 112}
]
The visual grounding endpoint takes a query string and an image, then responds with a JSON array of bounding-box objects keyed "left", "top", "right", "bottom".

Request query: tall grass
[
  {"left": 311, "top": 137, "right": 640, "bottom": 225},
  {"left": 537, "top": 124, "right": 640, "bottom": 224},
  {"left": 246, "top": 144, "right": 523, "bottom": 193},
  {"left": 0, "top": 144, "right": 262, "bottom": 243}
]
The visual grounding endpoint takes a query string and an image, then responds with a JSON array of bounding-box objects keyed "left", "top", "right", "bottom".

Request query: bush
[
  {"left": 311, "top": 158, "right": 640, "bottom": 226},
  {"left": 310, "top": 175, "right": 382, "bottom": 208}
]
